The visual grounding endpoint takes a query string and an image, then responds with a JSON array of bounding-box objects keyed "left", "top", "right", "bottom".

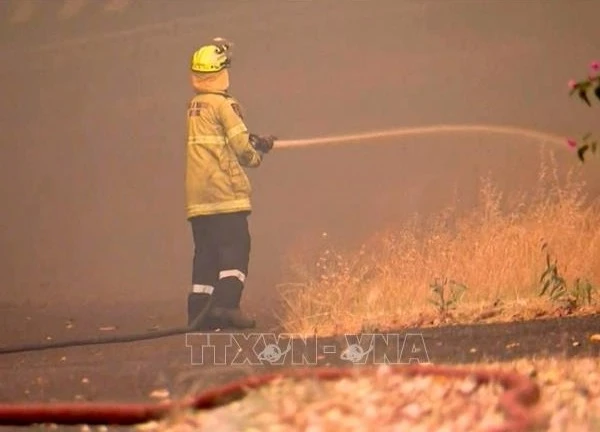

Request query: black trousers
[{"left": 189, "top": 210, "right": 251, "bottom": 309}]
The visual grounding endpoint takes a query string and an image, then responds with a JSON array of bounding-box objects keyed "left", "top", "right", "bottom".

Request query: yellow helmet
[{"left": 190, "top": 38, "right": 233, "bottom": 73}]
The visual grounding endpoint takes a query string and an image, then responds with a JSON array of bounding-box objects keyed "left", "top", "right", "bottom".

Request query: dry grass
[
  {"left": 277, "top": 152, "right": 600, "bottom": 336},
  {"left": 136, "top": 356, "right": 600, "bottom": 432},
  {"left": 130, "top": 152, "right": 600, "bottom": 432}
]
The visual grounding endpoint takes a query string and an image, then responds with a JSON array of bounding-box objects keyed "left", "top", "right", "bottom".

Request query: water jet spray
[{"left": 274, "top": 124, "right": 566, "bottom": 149}]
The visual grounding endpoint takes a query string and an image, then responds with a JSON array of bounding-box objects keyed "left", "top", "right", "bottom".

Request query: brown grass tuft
[{"left": 278, "top": 152, "right": 600, "bottom": 336}]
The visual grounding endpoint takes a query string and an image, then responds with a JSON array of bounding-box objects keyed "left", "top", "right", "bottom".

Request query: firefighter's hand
[{"left": 250, "top": 134, "right": 276, "bottom": 154}]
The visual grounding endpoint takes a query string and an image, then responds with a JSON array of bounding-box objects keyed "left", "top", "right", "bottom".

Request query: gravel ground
[
  {"left": 502, "top": 356, "right": 600, "bottom": 432},
  {"left": 134, "top": 357, "right": 600, "bottom": 432}
]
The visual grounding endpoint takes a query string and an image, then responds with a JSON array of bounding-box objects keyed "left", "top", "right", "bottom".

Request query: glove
[{"left": 249, "top": 133, "right": 276, "bottom": 154}]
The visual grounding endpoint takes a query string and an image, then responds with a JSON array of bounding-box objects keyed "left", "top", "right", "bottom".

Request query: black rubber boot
[
  {"left": 208, "top": 307, "right": 256, "bottom": 329},
  {"left": 208, "top": 279, "right": 256, "bottom": 329},
  {"left": 187, "top": 293, "right": 212, "bottom": 330}
]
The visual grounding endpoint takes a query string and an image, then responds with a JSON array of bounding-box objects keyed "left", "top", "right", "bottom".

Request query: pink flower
[
  {"left": 567, "top": 138, "right": 577, "bottom": 149},
  {"left": 591, "top": 61, "right": 600, "bottom": 71},
  {"left": 568, "top": 79, "right": 577, "bottom": 89}
]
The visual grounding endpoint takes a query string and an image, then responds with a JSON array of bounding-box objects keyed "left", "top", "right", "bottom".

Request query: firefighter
[{"left": 185, "top": 38, "right": 275, "bottom": 330}]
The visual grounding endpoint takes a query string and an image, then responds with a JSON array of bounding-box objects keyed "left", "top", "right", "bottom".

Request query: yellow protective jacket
[{"left": 185, "top": 73, "right": 263, "bottom": 219}]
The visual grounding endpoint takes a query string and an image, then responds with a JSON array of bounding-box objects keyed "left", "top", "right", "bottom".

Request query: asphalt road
[{"left": 0, "top": 303, "right": 598, "bottom": 431}]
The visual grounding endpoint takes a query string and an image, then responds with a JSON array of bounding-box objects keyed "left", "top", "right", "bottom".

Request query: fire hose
[
  {"left": 0, "top": 364, "right": 542, "bottom": 431},
  {"left": 0, "top": 124, "right": 566, "bottom": 357},
  {"left": 0, "top": 123, "right": 561, "bottom": 428}
]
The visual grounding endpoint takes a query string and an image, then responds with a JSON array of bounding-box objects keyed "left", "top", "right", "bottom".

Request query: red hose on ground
[{"left": 0, "top": 364, "right": 541, "bottom": 432}]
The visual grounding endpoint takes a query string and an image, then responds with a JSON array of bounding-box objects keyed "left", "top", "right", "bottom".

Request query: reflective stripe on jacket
[{"left": 185, "top": 91, "right": 262, "bottom": 218}]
